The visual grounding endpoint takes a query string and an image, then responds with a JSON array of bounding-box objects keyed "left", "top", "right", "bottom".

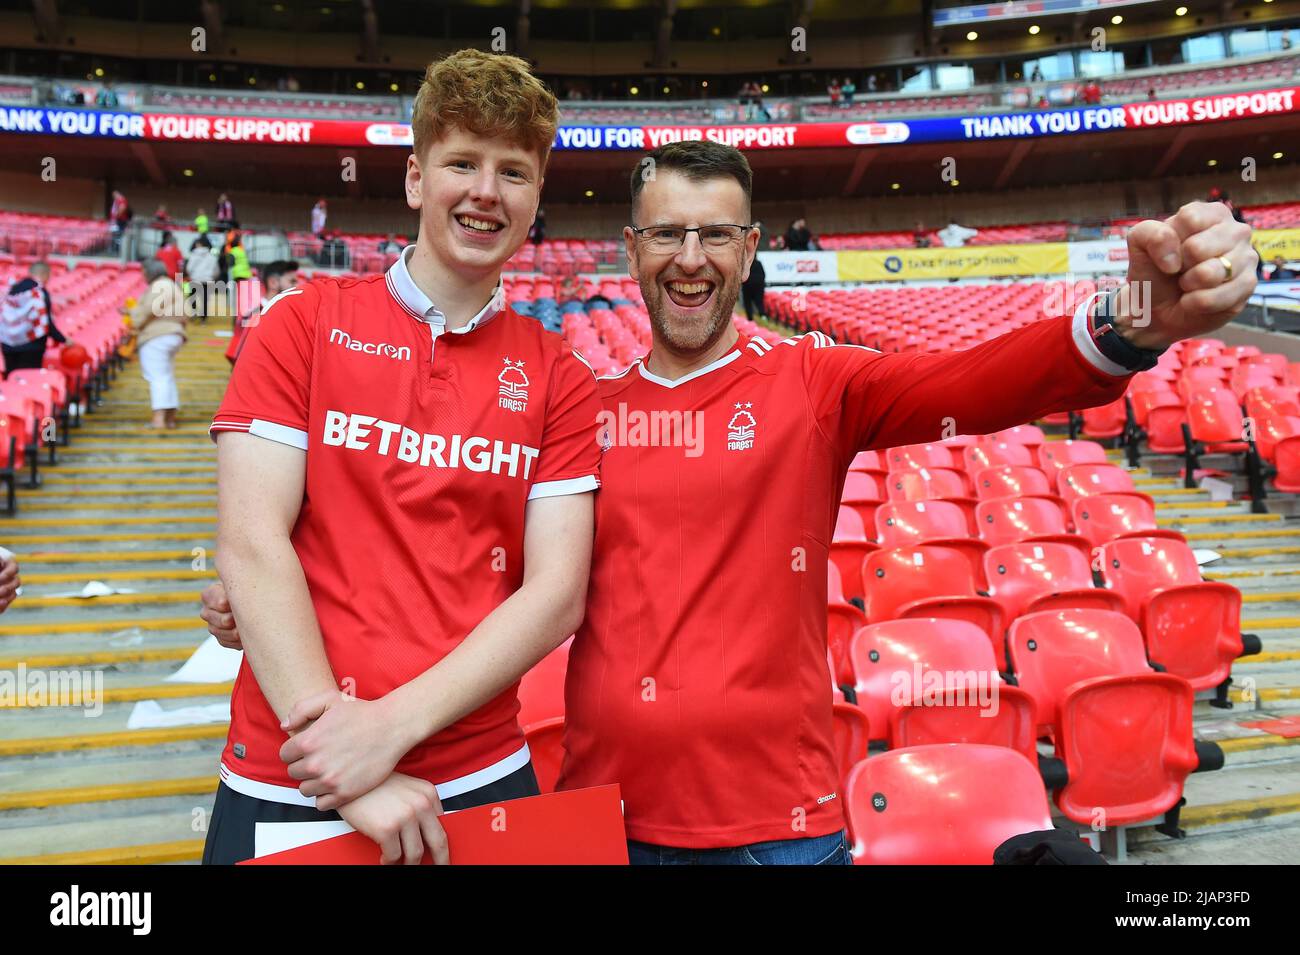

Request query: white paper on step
[
  {"left": 126, "top": 698, "right": 230, "bottom": 729},
  {"left": 164, "top": 635, "right": 243, "bottom": 684},
  {"left": 47, "top": 581, "right": 138, "bottom": 599},
  {"left": 1198, "top": 477, "right": 1235, "bottom": 502},
  {"left": 1193, "top": 549, "right": 1222, "bottom": 566}
]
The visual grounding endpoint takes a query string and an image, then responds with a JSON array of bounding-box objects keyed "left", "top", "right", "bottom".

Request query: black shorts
[{"left": 201, "top": 762, "right": 540, "bottom": 865}]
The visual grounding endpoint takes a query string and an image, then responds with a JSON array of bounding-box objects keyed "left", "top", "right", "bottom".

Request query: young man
[
  {"left": 201, "top": 49, "right": 600, "bottom": 865},
  {"left": 205, "top": 142, "right": 1257, "bottom": 863}
]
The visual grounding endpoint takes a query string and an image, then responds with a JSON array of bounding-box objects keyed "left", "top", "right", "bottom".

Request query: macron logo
[{"left": 329, "top": 327, "right": 411, "bottom": 361}]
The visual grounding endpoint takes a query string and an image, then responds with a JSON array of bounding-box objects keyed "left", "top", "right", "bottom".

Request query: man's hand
[
  {"left": 0, "top": 555, "right": 20, "bottom": 613},
  {"left": 199, "top": 580, "right": 242, "bottom": 650},
  {"left": 335, "top": 773, "right": 449, "bottom": 865},
  {"left": 279, "top": 690, "right": 409, "bottom": 810},
  {"left": 1118, "top": 200, "right": 1258, "bottom": 349}
]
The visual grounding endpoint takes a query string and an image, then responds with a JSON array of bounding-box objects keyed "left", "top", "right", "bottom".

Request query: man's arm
[
  {"left": 279, "top": 489, "right": 594, "bottom": 810},
  {"left": 215, "top": 430, "right": 337, "bottom": 718},
  {"left": 809, "top": 201, "right": 1257, "bottom": 454}
]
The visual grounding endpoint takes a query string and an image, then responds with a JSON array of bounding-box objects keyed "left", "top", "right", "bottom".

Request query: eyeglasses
[{"left": 630, "top": 224, "right": 753, "bottom": 253}]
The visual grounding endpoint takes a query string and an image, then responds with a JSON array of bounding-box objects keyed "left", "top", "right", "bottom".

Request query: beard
[{"left": 640, "top": 267, "right": 743, "bottom": 357}]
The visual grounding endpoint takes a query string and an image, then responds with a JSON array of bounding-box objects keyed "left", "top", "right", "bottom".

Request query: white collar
[
  {"left": 385, "top": 244, "right": 503, "bottom": 334},
  {"left": 636, "top": 347, "right": 742, "bottom": 389}
]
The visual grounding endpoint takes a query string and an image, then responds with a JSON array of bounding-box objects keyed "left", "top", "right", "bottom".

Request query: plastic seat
[
  {"left": 516, "top": 638, "right": 570, "bottom": 727},
  {"left": 887, "top": 443, "right": 956, "bottom": 471},
  {"left": 976, "top": 495, "right": 1089, "bottom": 554},
  {"left": 1038, "top": 440, "right": 1109, "bottom": 489},
  {"left": 875, "top": 499, "right": 989, "bottom": 588},
  {"left": 832, "top": 701, "right": 871, "bottom": 786},
  {"left": 862, "top": 545, "right": 1004, "bottom": 650},
  {"left": 845, "top": 744, "right": 1054, "bottom": 864},
  {"left": 1057, "top": 464, "right": 1155, "bottom": 508},
  {"left": 849, "top": 449, "right": 887, "bottom": 478},
  {"left": 891, "top": 685, "right": 1038, "bottom": 767},
  {"left": 841, "top": 470, "right": 884, "bottom": 532},
  {"left": 831, "top": 505, "right": 878, "bottom": 603},
  {"left": 1080, "top": 398, "right": 1127, "bottom": 440},
  {"left": 1007, "top": 609, "right": 1199, "bottom": 827},
  {"left": 964, "top": 441, "right": 1033, "bottom": 474},
  {"left": 1186, "top": 386, "right": 1248, "bottom": 453},
  {"left": 984, "top": 540, "right": 1126, "bottom": 642},
  {"left": 972, "top": 464, "right": 1056, "bottom": 500},
  {"left": 827, "top": 563, "right": 867, "bottom": 688},
  {"left": 885, "top": 468, "right": 978, "bottom": 531},
  {"left": 849, "top": 617, "right": 1002, "bottom": 743},
  {"left": 990, "top": 425, "right": 1046, "bottom": 449},
  {"left": 1071, "top": 493, "right": 1186, "bottom": 547},
  {"left": 1098, "top": 537, "right": 1247, "bottom": 691},
  {"left": 523, "top": 717, "right": 565, "bottom": 794}
]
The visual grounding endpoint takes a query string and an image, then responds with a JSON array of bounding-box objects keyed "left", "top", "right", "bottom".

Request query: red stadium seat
[
  {"left": 841, "top": 470, "right": 884, "bottom": 532},
  {"left": 874, "top": 499, "right": 989, "bottom": 588},
  {"left": 1071, "top": 493, "right": 1186, "bottom": 547},
  {"left": 976, "top": 495, "right": 1089, "bottom": 554},
  {"left": 862, "top": 545, "right": 1004, "bottom": 652},
  {"left": 849, "top": 617, "right": 1001, "bottom": 744},
  {"left": 846, "top": 744, "right": 1054, "bottom": 864},
  {"left": 1186, "top": 387, "right": 1248, "bottom": 452},
  {"left": 972, "top": 464, "right": 1056, "bottom": 500},
  {"left": 1080, "top": 397, "right": 1128, "bottom": 440},
  {"left": 984, "top": 540, "right": 1126, "bottom": 638},
  {"left": 523, "top": 717, "right": 565, "bottom": 794},
  {"left": 991, "top": 425, "right": 1046, "bottom": 449},
  {"left": 831, "top": 701, "right": 871, "bottom": 786},
  {"left": 963, "top": 441, "right": 1033, "bottom": 473},
  {"left": 831, "top": 505, "right": 879, "bottom": 602},
  {"left": 892, "top": 685, "right": 1039, "bottom": 767},
  {"left": 1057, "top": 463, "right": 1155, "bottom": 508},
  {"left": 1038, "top": 439, "right": 1109, "bottom": 489},
  {"left": 1007, "top": 609, "right": 1200, "bottom": 827},
  {"left": 827, "top": 564, "right": 867, "bottom": 688},
  {"left": 1098, "top": 537, "right": 1251, "bottom": 692},
  {"left": 887, "top": 442, "right": 956, "bottom": 471}
]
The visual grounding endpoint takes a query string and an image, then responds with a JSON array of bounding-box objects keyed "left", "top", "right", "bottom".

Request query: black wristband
[{"left": 1088, "top": 289, "right": 1167, "bottom": 373}]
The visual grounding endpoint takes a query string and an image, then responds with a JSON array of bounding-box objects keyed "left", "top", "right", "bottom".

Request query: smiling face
[
  {"left": 625, "top": 169, "right": 758, "bottom": 358},
  {"left": 405, "top": 126, "right": 542, "bottom": 280}
]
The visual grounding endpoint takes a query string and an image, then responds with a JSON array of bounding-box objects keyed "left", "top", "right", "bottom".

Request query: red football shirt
[
  {"left": 559, "top": 306, "right": 1131, "bottom": 848},
  {"left": 210, "top": 251, "right": 601, "bottom": 805}
]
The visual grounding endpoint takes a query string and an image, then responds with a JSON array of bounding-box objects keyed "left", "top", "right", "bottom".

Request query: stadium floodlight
[
  {"left": 1111, "top": 14, "right": 1123, "bottom": 24},
  {"left": 183, "top": 168, "right": 194, "bottom": 177},
  {"left": 1175, "top": 5, "right": 1188, "bottom": 14},
  {"left": 1274, "top": 151, "right": 1285, "bottom": 159},
  {"left": 630, "top": 86, "right": 639, "bottom": 95},
  {"left": 761, "top": 84, "right": 770, "bottom": 92},
  {"left": 967, "top": 30, "right": 979, "bottom": 40},
  {"left": 584, "top": 190, "right": 595, "bottom": 198},
  {"left": 1029, "top": 24, "right": 1040, "bottom": 34},
  {"left": 1207, "top": 159, "right": 1218, "bottom": 166},
  {"left": 891, "top": 182, "right": 901, "bottom": 190}
]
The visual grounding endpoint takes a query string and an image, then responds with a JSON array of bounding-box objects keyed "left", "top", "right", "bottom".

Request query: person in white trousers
[{"left": 130, "top": 258, "right": 188, "bottom": 429}]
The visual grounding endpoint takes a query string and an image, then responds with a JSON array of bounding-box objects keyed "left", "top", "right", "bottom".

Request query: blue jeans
[{"left": 627, "top": 829, "right": 851, "bottom": 866}]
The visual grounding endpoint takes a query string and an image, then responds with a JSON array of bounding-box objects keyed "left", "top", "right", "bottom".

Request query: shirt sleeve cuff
[
  {"left": 1071, "top": 291, "right": 1132, "bottom": 378},
  {"left": 527, "top": 474, "right": 599, "bottom": 500},
  {"left": 210, "top": 418, "right": 309, "bottom": 450}
]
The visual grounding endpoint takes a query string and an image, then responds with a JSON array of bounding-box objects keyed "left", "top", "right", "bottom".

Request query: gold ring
[{"left": 1218, "top": 255, "right": 1233, "bottom": 282}]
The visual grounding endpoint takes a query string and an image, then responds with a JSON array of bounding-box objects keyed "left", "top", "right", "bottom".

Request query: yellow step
[
  {"left": 23, "top": 569, "right": 216, "bottom": 583},
  {"left": 1, "top": 839, "right": 206, "bottom": 865},
  {"left": 0, "top": 616, "right": 205, "bottom": 637},
  {"left": 18, "top": 591, "right": 203, "bottom": 610},
  {"left": 6, "top": 681, "right": 231, "bottom": 708},
  {"left": 0, "top": 776, "right": 215, "bottom": 812},
  {"left": 18, "top": 550, "right": 215, "bottom": 564},
  {"left": 0, "top": 724, "right": 228, "bottom": 757},
  {"left": 0, "top": 646, "right": 196, "bottom": 669}
]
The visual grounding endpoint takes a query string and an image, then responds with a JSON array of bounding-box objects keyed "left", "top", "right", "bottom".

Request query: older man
[{"left": 204, "top": 140, "right": 1257, "bottom": 864}]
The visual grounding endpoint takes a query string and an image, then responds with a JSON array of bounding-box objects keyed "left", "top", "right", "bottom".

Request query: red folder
[{"left": 241, "top": 784, "right": 627, "bottom": 865}]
